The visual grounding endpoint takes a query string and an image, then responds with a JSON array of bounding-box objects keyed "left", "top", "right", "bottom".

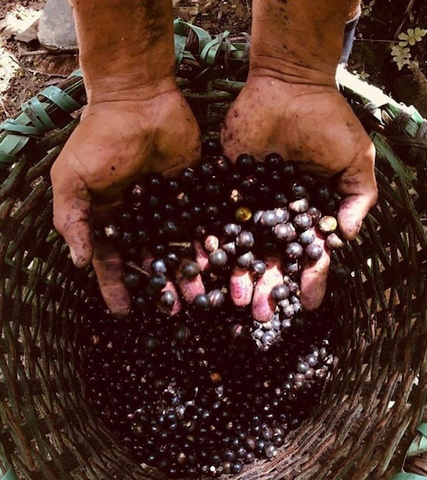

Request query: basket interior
[{"left": 0, "top": 67, "right": 427, "bottom": 480}]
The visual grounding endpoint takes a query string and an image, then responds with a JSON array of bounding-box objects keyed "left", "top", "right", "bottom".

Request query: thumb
[
  {"left": 337, "top": 142, "right": 377, "bottom": 240},
  {"left": 51, "top": 160, "right": 94, "bottom": 268}
]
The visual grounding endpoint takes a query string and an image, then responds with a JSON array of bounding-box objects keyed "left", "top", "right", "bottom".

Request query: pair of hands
[{"left": 51, "top": 74, "right": 377, "bottom": 322}]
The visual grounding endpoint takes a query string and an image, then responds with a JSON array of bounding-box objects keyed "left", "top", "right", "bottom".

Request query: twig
[
  {"left": 0, "top": 98, "right": 10, "bottom": 117},
  {"left": 354, "top": 39, "right": 400, "bottom": 44},
  {"left": 394, "top": 0, "right": 417, "bottom": 39},
  {"left": 9, "top": 54, "right": 32, "bottom": 76},
  {"left": 9, "top": 54, "right": 68, "bottom": 78},
  {"left": 27, "top": 69, "right": 68, "bottom": 78},
  {"left": 18, "top": 50, "right": 50, "bottom": 56}
]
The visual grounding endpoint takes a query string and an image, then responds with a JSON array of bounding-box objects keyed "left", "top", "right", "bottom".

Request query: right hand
[
  {"left": 221, "top": 74, "right": 377, "bottom": 321},
  {"left": 51, "top": 80, "right": 201, "bottom": 317}
]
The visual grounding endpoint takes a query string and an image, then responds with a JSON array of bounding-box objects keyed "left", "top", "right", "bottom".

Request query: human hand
[
  {"left": 51, "top": 82, "right": 201, "bottom": 317},
  {"left": 221, "top": 75, "right": 377, "bottom": 320}
]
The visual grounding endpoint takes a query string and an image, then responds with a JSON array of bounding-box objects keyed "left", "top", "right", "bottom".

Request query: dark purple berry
[
  {"left": 316, "top": 184, "right": 332, "bottom": 201},
  {"left": 236, "top": 231, "right": 255, "bottom": 250},
  {"left": 236, "top": 251, "right": 255, "bottom": 269},
  {"left": 253, "top": 162, "right": 267, "bottom": 180},
  {"left": 251, "top": 260, "right": 266, "bottom": 277},
  {"left": 206, "top": 204, "right": 220, "bottom": 219},
  {"left": 203, "top": 138, "right": 221, "bottom": 156},
  {"left": 291, "top": 183, "right": 307, "bottom": 200},
  {"left": 284, "top": 261, "right": 299, "bottom": 275},
  {"left": 209, "top": 249, "right": 228, "bottom": 268},
  {"left": 289, "top": 198, "right": 309, "bottom": 214},
  {"left": 259, "top": 210, "right": 279, "bottom": 228},
  {"left": 180, "top": 168, "right": 195, "bottom": 187},
  {"left": 159, "top": 290, "right": 176, "bottom": 308},
  {"left": 205, "top": 182, "right": 221, "bottom": 197},
  {"left": 322, "top": 198, "right": 339, "bottom": 215},
  {"left": 164, "top": 251, "right": 181, "bottom": 270},
  {"left": 213, "top": 155, "right": 232, "bottom": 177},
  {"left": 236, "top": 154, "right": 256, "bottom": 174},
  {"left": 265, "top": 153, "right": 284, "bottom": 170},
  {"left": 274, "top": 193, "right": 288, "bottom": 207},
  {"left": 151, "top": 259, "right": 167, "bottom": 274},
  {"left": 297, "top": 361, "right": 309, "bottom": 374},
  {"left": 274, "top": 223, "right": 297, "bottom": 242},
  {"left": 305, "top": 244, "right": 323, "bottom": 261},
  {"left": 230, "top": 462, "right": 243, "bottom": 475},
  {"left": 146, "top": 172, "right": 164, "bottom": 191},
  {"left": 293, "top": 213, "right": 313, "bottom": 231},
  {"left": 208, "top": 289, "right": 226, "bottom": 308},
  {"left": 300, "top": 172, "right": 317, "bottom": 189},
  {"left": 122, "top": 271, "right": 144, "bottom": 290},
  {"left": 299, "top": 229, "right": 316, "bottom": 246},
  {"left": 282, "top": 161, "right": 298, "bottom": 178},
  {"left": 223, "top": 223, "right": 241, "bottom": 238},
  {"left": 148, "top": 273, "right": 167, "bottom": 293},
  {"left": 274, "top": 208, "right": 290, "bottom": 223},
  {"left": 133, "top": 295, "right": 148, "bottom": 311},
  {"left": 271, "top": 284, "right": 290, "bottom": 301},
  {"left": 193, "top": 294, "right": 211, "bottom": 310},
  {"left": 286, "top": 242, "right": 304, "bottom": 260},
  {"left": 198, "top": 162, "right": 215, "bottom": 179},
  {"left": 181, "top": 261, "right": 201, "bottom": 279},
  {"left": 307, "top": 206, "right": 322, "bottom": 224},
  {"left": 245, "top": 452, "right": 255, "bottom": 464},
  {"left": 222, "top": 242, "right": 236, "bottom": 256}
]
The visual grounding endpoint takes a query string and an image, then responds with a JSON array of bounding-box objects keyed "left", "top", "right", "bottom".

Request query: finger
[
  {"left": 92, "top": 239, "right": 130, "bottom": 318},
  {"left": 194, "top": 240, "right": 210, "bottom": 271},
  {"left": 51, "top": 161, "right": 93, "bottom": 268},
  {"left": 338, "top": 142, "right": 377, "bottom": 240},
  {"left": 176, "top": 260, "right": 205, "bottom": 304},
  {"left": 300, "top": 236, "right": 331, "bottom": 311},
  {"left": 252, "top": 258, "right": 283, "bottom": 323},
  {"left": 230, "top": 267, "right": 254, "bottom": 307}
]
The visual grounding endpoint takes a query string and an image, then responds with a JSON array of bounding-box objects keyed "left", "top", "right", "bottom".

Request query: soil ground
[{"left": 1, "top": 0, "right": 427, "bottom": 123}]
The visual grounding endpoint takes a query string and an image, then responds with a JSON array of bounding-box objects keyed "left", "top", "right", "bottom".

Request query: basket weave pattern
[{"left": 0, "top": 25, "right": 427, "bottom": 480}]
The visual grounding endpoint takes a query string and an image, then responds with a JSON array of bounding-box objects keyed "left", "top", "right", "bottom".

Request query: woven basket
[{"left": 1, "top": 22, "right": 427, "bottom": 480}]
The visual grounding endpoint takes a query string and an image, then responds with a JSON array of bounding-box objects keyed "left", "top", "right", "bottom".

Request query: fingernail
[{"left": 69, "top": 246, "right": 78, "bottom": 265}]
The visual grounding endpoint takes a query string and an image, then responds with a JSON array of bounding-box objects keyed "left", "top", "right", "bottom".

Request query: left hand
[
  {"left": 221, "top": 74, "right": 377, "bottom": 321},
  {"left": 51, "top": 84, "right": 201, "bottom": 317}
]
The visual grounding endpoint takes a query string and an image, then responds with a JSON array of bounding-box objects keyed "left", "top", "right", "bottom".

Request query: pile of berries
[
  {"left": 97, "top": 142, "right": 346, "bottom": 349},
  {"left": 83, "top": 294, "right": 334, "bottom": 478},
  {"left": 83, "top": 142, "right": 349, "bottom": 477}
]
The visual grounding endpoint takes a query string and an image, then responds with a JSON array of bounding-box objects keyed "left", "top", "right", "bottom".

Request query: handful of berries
[
  {"left": 85, "top": 142, "right": 349, "bottom": 477},
  {"left": 98, "top": 141, "right": 346, "bottom": 349}
]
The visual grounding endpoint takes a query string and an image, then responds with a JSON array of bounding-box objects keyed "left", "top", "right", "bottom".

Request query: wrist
[
  {"left": 70, "top": 0, "right": 175, "bottom": 104},
  {"left": 84, "top": 71, "right": 177, "bottom": 105},
  {"left": 250, "top": 0, "right": 349, "bottom": 86},
  {"left": 248, "top": 60, "right": 337, "bottom": 88}
]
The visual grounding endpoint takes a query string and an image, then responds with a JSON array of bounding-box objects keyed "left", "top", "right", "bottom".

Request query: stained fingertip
[
  {"left": 300, "top": 246, "right": 330, "bottom": 312},
  {"left": 101, "top": 284, "right": 131, "bottom": 319},
  {"left": 177, "top": 275, "right": 206, "bottom": 304},
  {"left": 69, "top": 239, "right": 93, "bottom": 268},
  {"left": 230, "top": 267, "right": 253, "bottom": 307},
  {"left": 194, "top": 241, "right": 210, "bottom": 271},
  {"left": 251, "top": 260, "right": 283, "bottom": 323},
  {"left": 338, "top": 188, "right": 377, "bottom": 240}
]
